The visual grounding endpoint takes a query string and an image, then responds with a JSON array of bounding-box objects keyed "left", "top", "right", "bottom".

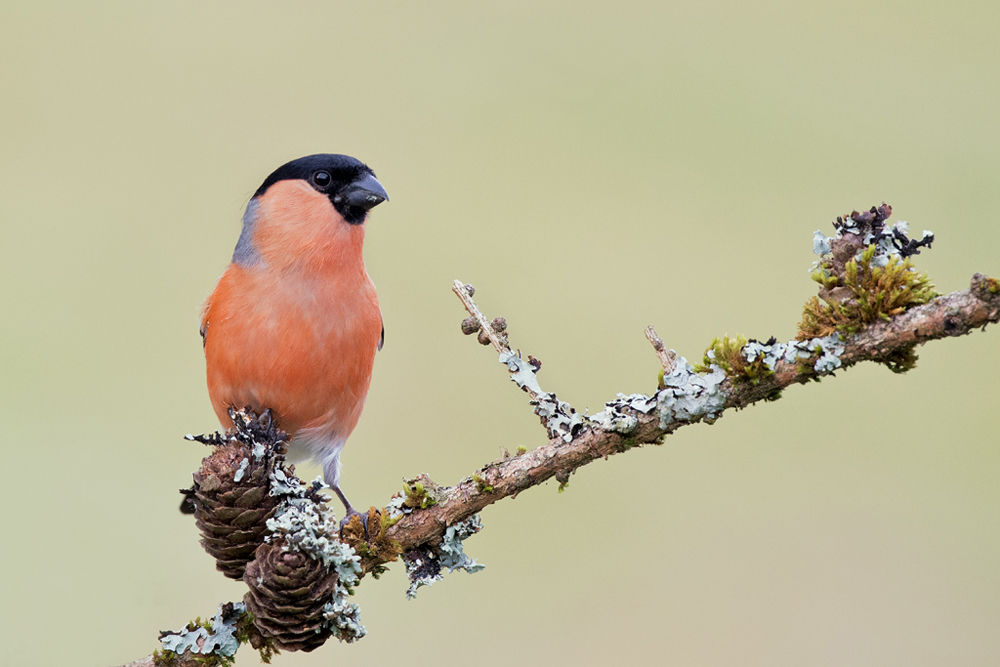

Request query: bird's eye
[{"left": 312, "top": 170, "right": 332, "bottom": 188}]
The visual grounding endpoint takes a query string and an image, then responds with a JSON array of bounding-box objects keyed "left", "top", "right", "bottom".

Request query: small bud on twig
[
  {"left": 461, "top": 317, "right": 481, "bottom": 335},
  {"left": 452, "top": 279, "right": 512, "bottom": 355}
]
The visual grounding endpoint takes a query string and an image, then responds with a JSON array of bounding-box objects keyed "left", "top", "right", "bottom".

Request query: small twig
[
  {"left": 452, "top": 280, "right": 510, "bottom": 354},
  {"left": 452, "top": 280, "right": 585, "bottom": 443},
  {"left": 644, "top": 325, "right": 677, "bottom": 374}
]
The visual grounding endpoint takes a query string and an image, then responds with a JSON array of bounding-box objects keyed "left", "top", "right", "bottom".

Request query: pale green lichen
[
  {"left": 656, "top": 358, "right": 728, "bottom": 428},
  {"left": 233, "top": 457, "right": 249, "bottom": 482},
  {"left": 266, "top": 500, "right": 362, "bottom": 582},
  {"left": 694, "top": 335, "right": 773, "bottom": 386},
  {"left": 593, "top": 357, "right": 728, "bottom": 433},
  {"left": 591, "top": 393, "right": 656, "bottom": 433},
  {"left": 384, "top": 493, "right": 408, "bottom": 522},
  {"left": 158, "top": 602, "right": 245, "bottom": 665},
  {"left": 500, "top": 351, "right": 585, "bottom": 441},
  {"left": 742, "top": 334, "right": 846, "bottom": 375},
  {"left": 322, "top": 598, "right": 366, "bottom": 644},
  {"left": 267, "top": 466, "right": 304, "bottom": 497},
  {"left": 404, "top": 515, "right": 485, "bottom": 599},
  {"left": 439, "top": 516, "right": 485, "bottom": 572}
]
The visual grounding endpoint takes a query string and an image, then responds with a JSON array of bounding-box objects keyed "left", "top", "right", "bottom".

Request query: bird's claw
[{"left": 339, "top": 506, "right": 370, "bottom": 541}]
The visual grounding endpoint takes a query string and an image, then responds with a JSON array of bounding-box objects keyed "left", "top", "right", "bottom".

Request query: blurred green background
[{"left": 2, "top": 1, "right": 998, "bottom": 665}]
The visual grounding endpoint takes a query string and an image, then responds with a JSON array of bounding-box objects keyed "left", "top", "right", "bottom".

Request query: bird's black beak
[{"left": 342, "top": 173, "right": 389, "bottom": 211}]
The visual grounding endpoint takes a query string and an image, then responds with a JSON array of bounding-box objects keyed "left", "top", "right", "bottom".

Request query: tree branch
[
  {"left": 131, "top": 206, "right": 999, "bottom": 666},
  {"left": 385, "top": 273, "right": 1000, "bottom": 551}
]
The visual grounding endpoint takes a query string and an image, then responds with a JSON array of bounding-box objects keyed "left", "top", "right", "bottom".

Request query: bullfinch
[{"left": 200, "top": 154, "right": 388, "bottom": 525}]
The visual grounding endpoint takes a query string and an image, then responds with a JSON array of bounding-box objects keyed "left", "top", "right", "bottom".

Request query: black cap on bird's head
[{"left": 254, "top": 154, "right": 388, "bottom": 225}]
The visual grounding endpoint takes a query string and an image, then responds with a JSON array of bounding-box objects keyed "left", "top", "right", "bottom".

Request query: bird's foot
[
  {"left": 339, "top": 506, "right": 370, "bottom": 541},
  {"left": 332, "top": 484, "right": 370, "bottom": 540}
]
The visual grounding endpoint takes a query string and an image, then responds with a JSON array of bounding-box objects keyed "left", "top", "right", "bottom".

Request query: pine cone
[
  {"left": 243, "top": 540, "right": 340, "bottom": 652},
  {"left": 191, "top": 434, "right": 282, "bottom": 579}
]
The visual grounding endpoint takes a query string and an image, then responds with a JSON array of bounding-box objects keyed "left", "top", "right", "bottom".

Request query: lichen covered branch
[
  {"left": 385, "top": 206, "right": 999, "bottom": 550},
  {"left": 722, "top": 272, "right": 998, "bottom": 407},
  {"left": 384, "top": 276, "right": 998, "bottom": 547},
  {"left": 130, "top": 204, "right": 998, "bottom": 667}
]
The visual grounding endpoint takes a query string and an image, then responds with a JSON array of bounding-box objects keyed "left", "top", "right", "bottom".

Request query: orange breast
[{"left": 202, "top": 262, "right": 381, "bottom": 441}]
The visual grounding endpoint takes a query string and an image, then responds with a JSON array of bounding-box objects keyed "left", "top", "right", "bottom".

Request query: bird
[{"left": 200, "top": 154, "right": 388, "bottom": 526}]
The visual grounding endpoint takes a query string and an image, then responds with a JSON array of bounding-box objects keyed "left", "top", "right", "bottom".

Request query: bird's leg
[
  {"left": 333, "top": 484, "right": 369, "bottom": 539},
  {"left": 258, "top": 407, "right": 272, "bottom": 430}
]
